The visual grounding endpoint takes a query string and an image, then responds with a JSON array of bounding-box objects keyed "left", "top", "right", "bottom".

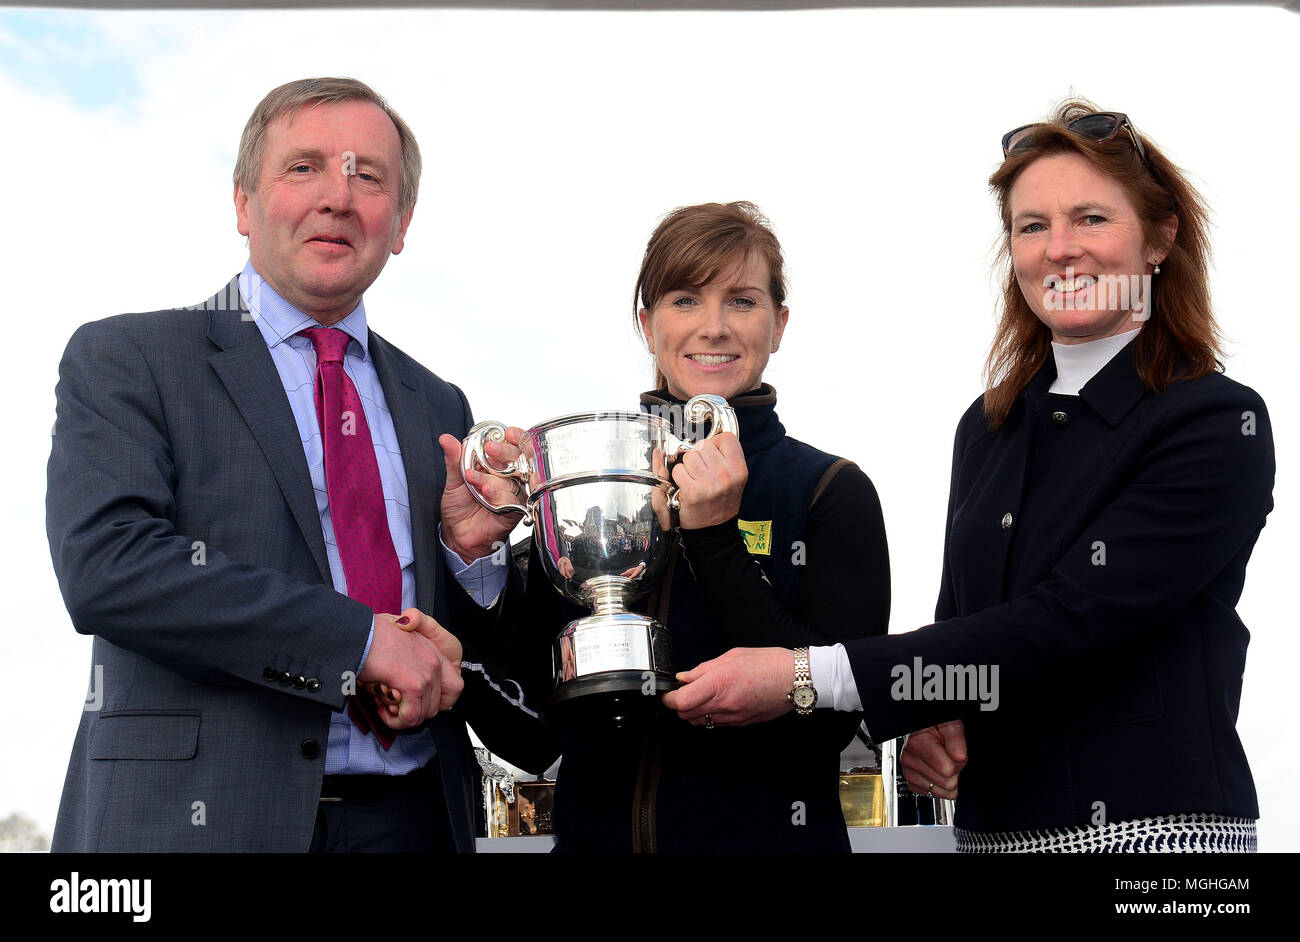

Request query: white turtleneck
[
  {"left": 1048, "top": 327, "right": 1140, "bottom": 396},
  {"left": 808, "top": 327, "right": 1143, "bottom": 717}
]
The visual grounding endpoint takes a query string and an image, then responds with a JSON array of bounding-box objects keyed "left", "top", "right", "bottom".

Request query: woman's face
[
  {"left": 639, "top": 252, "right": 789, "bottom": 401},
  {"left": 1009, "top": 152, "right": 1174, "bottom": 345}
]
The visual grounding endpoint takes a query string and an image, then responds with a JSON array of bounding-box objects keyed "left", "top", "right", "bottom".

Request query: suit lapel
[
  {"left": 204, "top": 279, "right": 333, "bottom": 586},
  {"left": 370, "top": 333, "right": 472, "bottom": 852},
  {"left": 369, "top": 331, "right": 442, "bottom": 613}
]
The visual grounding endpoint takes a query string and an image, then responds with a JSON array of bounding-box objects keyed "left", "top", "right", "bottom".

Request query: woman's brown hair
[
  {"left": 633, "top": 201, "right": 787, "bottom": 391},
  {"left": 983, "top": 100, "right": 1221, "bottom": 429}
]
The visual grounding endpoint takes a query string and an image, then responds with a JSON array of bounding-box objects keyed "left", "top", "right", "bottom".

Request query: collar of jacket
[
  {"left": 201, "top": 275, "right": 259, "bottom": 350},
  {"left": 1024, "top": 336, "right": 1151, "bottom": 429},
  {"left": 638, "top": 384, "right": 786, "bottom": 457}
]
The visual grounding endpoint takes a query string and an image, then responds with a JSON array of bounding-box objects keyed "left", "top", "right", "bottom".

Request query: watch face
[{"left": 792, "top": 685, "right": 816, "bottom": 709}]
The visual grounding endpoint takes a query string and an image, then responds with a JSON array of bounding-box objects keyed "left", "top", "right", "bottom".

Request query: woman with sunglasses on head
[
  {"left": 486, "top": 201, "right": 891, "bottom": 852},
  {"left": 664, "top": 102, "right": 1274, "bottom": 852}
]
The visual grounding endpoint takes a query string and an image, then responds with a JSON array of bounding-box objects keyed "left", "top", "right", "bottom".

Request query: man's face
[{"left": 235, "top": 99, "right": 413, "bottom": 324}]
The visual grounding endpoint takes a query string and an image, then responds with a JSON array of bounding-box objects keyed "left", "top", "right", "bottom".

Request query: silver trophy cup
[{"left": 461, "top": 394, "right": 738, "bottom": 716}]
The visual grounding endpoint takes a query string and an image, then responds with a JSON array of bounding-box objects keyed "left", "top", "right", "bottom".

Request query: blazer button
[
  {"left": 292, "top": 675, "right": 307, "bottom": 689},
  {"left": 1051, "top": 410, "right": 1070, "bottom": 426},
  {"left": 306, "top": 677, "right": 322, "bottom": 693},
  {"left": 263, "top": 666, "right": 278, "bottom": 682},
  {"left": 1001, "top": 512, "right": 1013, "bottom": 530},
  {"left": 300, "top": 739, "right": 321, "bottom": 759},
  {"left": 279, "top": 670, "right": 293, "bottom": 686}
]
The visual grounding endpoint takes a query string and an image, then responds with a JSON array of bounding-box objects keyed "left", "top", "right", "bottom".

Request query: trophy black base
[{"left": 549, "top": 670, "right": 679, "bottom": 728}]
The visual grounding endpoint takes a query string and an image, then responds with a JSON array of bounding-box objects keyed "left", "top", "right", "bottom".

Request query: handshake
[{"left": 357, "top": 608, "right": 465, "bottom": 730}]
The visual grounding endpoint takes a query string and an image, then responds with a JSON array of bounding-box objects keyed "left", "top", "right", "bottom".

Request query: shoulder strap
[{"left": 810, "top": 457, "right": 856, "bottom": 509}]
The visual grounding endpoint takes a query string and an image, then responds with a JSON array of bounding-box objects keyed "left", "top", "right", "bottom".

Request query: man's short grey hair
[{"left": 233, "top": 77, "right": 422, "bottom": 216}]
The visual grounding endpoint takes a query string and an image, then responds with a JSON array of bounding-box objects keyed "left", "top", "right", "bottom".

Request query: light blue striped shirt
[{"left": 239, "top": 261, "right": 505, "bottom": 775}]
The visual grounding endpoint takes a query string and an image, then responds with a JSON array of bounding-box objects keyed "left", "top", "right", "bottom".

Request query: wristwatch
[{"left": 787, "top": 646, "right": 817, "bottom": 715}]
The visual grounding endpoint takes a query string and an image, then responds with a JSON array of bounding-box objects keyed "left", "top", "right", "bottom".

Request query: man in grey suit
[{"left": 47, "top": 77, "right": 534, "bottom": 852}]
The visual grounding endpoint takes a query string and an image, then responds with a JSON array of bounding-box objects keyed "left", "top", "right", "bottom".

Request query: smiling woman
[
  {"left": 1008, "top": 152, "right": 1172, "bottom": 344},
  {"left": 504, "top": 201, "right": 892, "bottom": 852},
  {"left": 634, "top": 204, "right": 789, "bottom": 402},
  {"left": 662, "top": 105, "right": 1274, "bottom": 854},
  {"left": 982, "top": 104, "right": 1218, "bottom": 429}
]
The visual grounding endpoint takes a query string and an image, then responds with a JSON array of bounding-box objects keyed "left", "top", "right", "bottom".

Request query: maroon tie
[{"left": 301, "top": 327, "right": 402, "bottom": 749}]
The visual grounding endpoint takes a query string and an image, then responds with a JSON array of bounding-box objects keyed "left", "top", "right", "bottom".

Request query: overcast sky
[{"left": 2, "top": 4, "right": 1295, "bottom": 849}]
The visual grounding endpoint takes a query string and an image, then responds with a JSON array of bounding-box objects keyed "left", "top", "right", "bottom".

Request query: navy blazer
[
  {"left": 47, "top": 277, "right": 529, "bottom": 852},
  {"left": 846, "top": 342, "right": 1274, "bottom": 832}
]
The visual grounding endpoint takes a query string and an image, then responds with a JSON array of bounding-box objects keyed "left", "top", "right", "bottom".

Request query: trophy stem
[{"left": 581, "top": 576, "right": 635, "bottom": 616}]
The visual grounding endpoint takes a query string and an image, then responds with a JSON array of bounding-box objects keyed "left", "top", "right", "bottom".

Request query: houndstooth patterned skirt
[{"left": 954, "top": 813, "right": 1257, "bottom": 853}]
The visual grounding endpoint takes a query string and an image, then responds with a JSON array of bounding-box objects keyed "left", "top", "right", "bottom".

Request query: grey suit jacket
[{"left": 47, "top": 277, "right": 519, "bottom": 852}]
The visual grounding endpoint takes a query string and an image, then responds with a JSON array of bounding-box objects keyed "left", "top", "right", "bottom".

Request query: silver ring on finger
[{"left": 705, "top": 714, "right": 714, "bottom": 729}]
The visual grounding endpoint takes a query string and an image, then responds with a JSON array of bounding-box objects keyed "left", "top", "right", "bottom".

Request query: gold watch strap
[{"left": 793, "top": 646, "right": 811, "bottom": 684}]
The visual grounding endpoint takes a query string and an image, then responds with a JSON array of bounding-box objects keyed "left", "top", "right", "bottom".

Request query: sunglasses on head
[{"left": 1001, "top": 112, "right": 1148, "bottom": 164}]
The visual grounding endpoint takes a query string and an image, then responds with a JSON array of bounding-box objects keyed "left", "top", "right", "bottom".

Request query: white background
[{"left": 1, "top": 4, "right": 1295, "bottom": 849}]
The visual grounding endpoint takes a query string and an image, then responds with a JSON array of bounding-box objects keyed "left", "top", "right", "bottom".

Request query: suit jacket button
[
  {"left": 1001, "top": 512, "right": 1013, "bottom": 529},
  {"left": 306, "top": 677, "right": 322, "bottom": 693},
  {"left": 263, "top": 666, "right": 278, "bottom": 682},
  {"left": 293, "top": 674, "right": 307, "bottom": 689},
  {"left": 279, "top": 670, "right": 293, "bottom": 686},
  {"left": 1051, "top": 410, "right": 1069, "bottom": 426},
  {"left": 300, "top": 739, "right": 320, "bottom": 759}
]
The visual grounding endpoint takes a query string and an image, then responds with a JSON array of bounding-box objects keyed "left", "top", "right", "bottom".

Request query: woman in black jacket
[
  {"left": 666, "top": 105, "right": 1274, "bottom": 853},
  {"left": 503, "top": 201, "right": 891, "bottom": 852}
]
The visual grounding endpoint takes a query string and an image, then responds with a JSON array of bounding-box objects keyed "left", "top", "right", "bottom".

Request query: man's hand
[
  {"left": 661, "top": 646, "right": 795, "bottom": 726},
  {"left": 670, "top": 433, "right": 747, "bottom": 530},
  {"left": 360, "top": 608, "right": 465, "bottom": 728},
  {"left": 439, "top": 431, "right": 525, "bottom": 562},
  {"left": 901, "top": 720, "right": 967, "bottom": 800}
]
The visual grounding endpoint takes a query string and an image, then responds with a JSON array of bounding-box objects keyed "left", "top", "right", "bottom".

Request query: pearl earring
[{"left": 1152, "top": 259, "right": 1161, "bottom": 275}]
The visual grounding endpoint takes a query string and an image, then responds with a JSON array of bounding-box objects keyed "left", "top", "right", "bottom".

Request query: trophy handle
[
  {"left": 461, "top": 421, "right": 532, "bottom": 524},
  {"left": 664, "top": 394, "right": 740, "bottom": 512}
]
